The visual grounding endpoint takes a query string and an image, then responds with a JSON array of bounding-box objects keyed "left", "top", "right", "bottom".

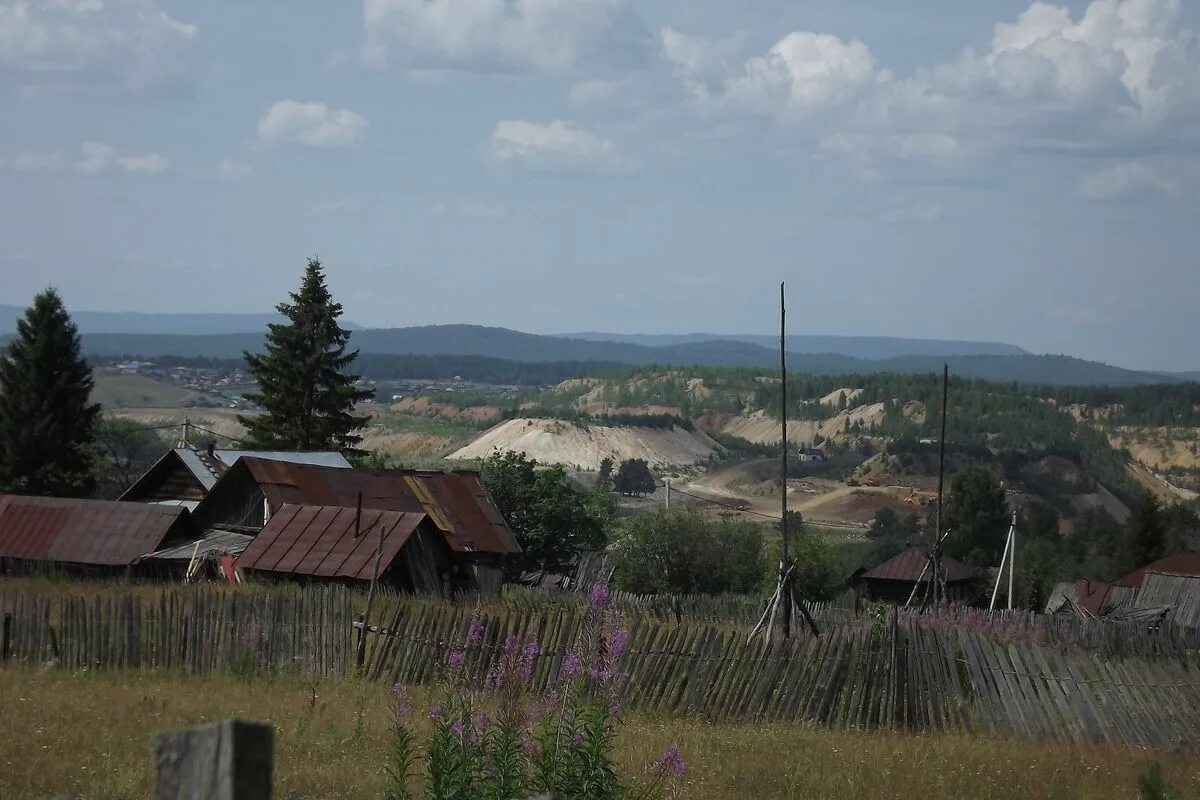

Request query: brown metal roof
[
  {"left": 237, "top": 458, "right": 520, "bottom": 555},
  {"left": 860, "top": 546, "right": 978, "bottom": 583},
  {"left": 1113, "top": 552, "right": 1200, "bottom": 588},
  {"left": 0, "top": 494, "right": 188, "bottom": 566},
  {"left": 234, "top": 504, "right": 427, "bottom": 580}
]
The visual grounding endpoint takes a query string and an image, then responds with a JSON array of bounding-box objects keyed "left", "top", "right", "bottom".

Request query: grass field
[
  {"left": 90, "top": 373, "right": 200, "bottom": 409},
  {"left": 2, "top": 669, "right": 1196, "bottom": 800}
]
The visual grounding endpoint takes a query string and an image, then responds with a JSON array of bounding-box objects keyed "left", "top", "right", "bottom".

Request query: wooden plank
[{"left": 154, "top": 719, "right": 273, "bottom": 800}]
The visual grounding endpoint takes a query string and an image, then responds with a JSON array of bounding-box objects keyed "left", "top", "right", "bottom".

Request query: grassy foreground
[{"left": 2, "top": 669, "right": 1198, "bottom": 799}]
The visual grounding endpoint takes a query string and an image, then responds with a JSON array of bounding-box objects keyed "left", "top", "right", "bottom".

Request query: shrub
[
  {"left": 610, "top": 507, "right": 766, "bottom": 595},
  {"left": 385, "top": 587, "right": 685, "bottom": 800}
]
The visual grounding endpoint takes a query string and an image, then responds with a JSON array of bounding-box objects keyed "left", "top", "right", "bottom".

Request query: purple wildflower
[
  {"left": 428, "top": 705, "right": 446, "bottom": 719},
  {"left": 448, "top": 648, "right": 465, "bottom": 668},
  {"left": 572, "top": 732, "right": 584, "bottom": 745},
  {"left": 390, "top": 683, "right": 406, "bottom": 695},
  {"left": 561, "top": 654, "right": 582, "bottom": 678},
  {"left": 450, "top": 719, "right": 465, "bottom": 735},
  {"left": 518, "top": 639, "right": 540, "bottom": 681},
  {"left": 610, "top": 627, "right": 629, "bottom": 659},
  {"left": 474, "top": 711, "right": 492, "bottom": 729},
  {"left": 655, "top": 745, "right": 686, "bottom": 777},
  {"left": 467, "top": 613, "right": 485, "bottom": 647},
  {"left": 608, "top": 700, "right": 622, "bottom": 717},
  {"left": 590, "top": 583, "right": 610, "bottom": 607}
]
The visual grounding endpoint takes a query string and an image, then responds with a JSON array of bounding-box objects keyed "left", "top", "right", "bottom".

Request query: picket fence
[{"left": 2, "top": 584, "right": 1199, "bottom": 750}]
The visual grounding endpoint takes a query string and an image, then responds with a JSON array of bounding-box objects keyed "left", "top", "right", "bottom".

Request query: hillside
[
  {"left": 63, "top": 324, "right": 1184, "bottom": 387},
  {"left": 91, "top": 373, "right": 199, "bottom": 409},
  {"left": 562, "top": 332, "right": 1028, "bottom": 359},
  {"left": 0, "top": 305, "right": 362, "bottom": 335},
  {"left": 446, "top": 418, "right": 719, "bottom": 470}
]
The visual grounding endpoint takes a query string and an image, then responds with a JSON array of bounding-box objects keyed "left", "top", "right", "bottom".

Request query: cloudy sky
[{"left": 1, "top": 0, "right": 1198, "bottom": 371}]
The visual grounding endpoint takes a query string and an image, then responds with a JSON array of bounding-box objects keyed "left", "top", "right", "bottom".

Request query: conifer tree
[
  {"left": 0, "top": 289, "right": 100, "bottom": 496},
  {"left": 241, "top": 258, "right": 372, "bottom": 451}
]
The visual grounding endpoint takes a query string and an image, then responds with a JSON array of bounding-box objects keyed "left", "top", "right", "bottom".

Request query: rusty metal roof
[
  {"left": 234, "top": 504, "right": 427, "bottom": 580},
  {"left": 0, "top": 494, "right": 188, "bottom": 566},
  {"left": 1113, "top": 552, "right": 1200, "bottom": 588},
  {"left": 860, "top": 546, "right": 978, "bottom": 583},
  {"left": 236, "top": 458, "right": 520, "bottom": 555}
]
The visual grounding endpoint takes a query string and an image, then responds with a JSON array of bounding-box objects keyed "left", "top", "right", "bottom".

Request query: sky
[{"left": 1, "top": 0, "right": 1198, "bottom": 372}]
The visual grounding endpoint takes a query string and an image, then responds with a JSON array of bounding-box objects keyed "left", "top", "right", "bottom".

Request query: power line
[{"left": 664, "top": 485, "right": 783, "bottom": 521}]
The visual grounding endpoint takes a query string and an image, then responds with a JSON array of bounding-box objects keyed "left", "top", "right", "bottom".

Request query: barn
[{"left": 855, "top": 547, "right": 980, "bottom": 604}]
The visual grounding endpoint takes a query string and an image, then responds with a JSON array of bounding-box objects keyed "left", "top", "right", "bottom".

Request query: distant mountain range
[
  {"left": 17, "top": 323, "right": 1180, "bottom": 388},
  {"left": 561, "top": 332, "right": 1028, "bottom": 360},
  {"left": 0, "top": 305, "right": 362, "bottom": 336}
]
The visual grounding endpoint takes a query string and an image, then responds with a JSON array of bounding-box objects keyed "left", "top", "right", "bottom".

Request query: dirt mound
[
  {"left": 447, "top": 418, "right": 718, "bottom": 470},
  {"left": 389, "top": 398, "right": 502, "bottom": 423},
  {"left": 902, "top": 401, "right": 927, "bottom": 424},
  {"left": 358, "top": 430, "right": 464, "bottom": 461},
  {"left": 1110, "top": 426, "right": 1200, "bottom": 474},
  {"left": 821, "top": 387, "right": 863, "bottom": 408}
]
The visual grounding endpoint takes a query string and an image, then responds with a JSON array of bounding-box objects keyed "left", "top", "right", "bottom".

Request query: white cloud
[
  {"left": 568, "top": 79, "right": 621, "bottom": 108},
  {"left": 725, "top": 32, "right": 878, "bottom": 114},
  {"left": 217, "top": 159, "right": 251, "bottom": 181},
  {"left": 882, "top": 201, "right": 944, "bottom": 224},
  {"left": 257, "top": 101, "right": 367, "bottom": 148},
  {"left": 361, "top": 0, "right": 648, "bottom": 73},
  {"left": 432, "top": 200, "right": 508, "bottom": 220},
  {"left": 658, "top": 0, "right": 1200, "bottom": 177},
  {"left": 78, "top": 140, "right": 115, "bottom": 173},
  {"left": 1079, "top": 161, "right": 1180, "bottom": 198},
  {"left": 10, "top": 150, "right": 67, "bottom": 171},
  {"left": 0, "top": 0, "right": 198, "bottom": 93},
  {"left": 4, "top": 141, "right": 168, "bottom": 174},
  {"left": 489, "top": 119, "right": 619, "bottom": 171},
  {"left": 118, "top": 152, "right": 167, "bottom": 174}
]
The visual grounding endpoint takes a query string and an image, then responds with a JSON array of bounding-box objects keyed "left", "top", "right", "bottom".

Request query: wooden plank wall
[{"left": 2, "top": 585, "right": 1198, "bottom": 749}]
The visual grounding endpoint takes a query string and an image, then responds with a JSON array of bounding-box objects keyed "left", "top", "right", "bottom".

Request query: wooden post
[
  {"left": 355, "top": 523, "right": 386, "bottom": 671},
  {"left": 154, "top": 719, "right": 273, "bottom": 800},
  {"left": 1, "top": 612, "right": 10, "bottom": 662},
  {"left": 779, "top": 281, "right": 791, "bottom": 640}
]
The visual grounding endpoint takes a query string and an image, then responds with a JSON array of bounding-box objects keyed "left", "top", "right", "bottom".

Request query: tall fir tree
[
  {"left": 241, "top": 258, "right": 372, "bottom": 452},
  {"left": 0, "top": 289, "right": 100, "bottom": 496}
]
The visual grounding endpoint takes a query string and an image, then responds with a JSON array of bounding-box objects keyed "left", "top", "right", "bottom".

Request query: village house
[
  {"left": 853, "top": 546, "right": 980, "bottom": 604},
  {"left": 120, "top": 444, "right": 351, "bottom": 509}
]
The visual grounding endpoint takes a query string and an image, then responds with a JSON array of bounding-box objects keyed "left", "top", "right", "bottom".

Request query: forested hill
[
  {"left": 59, "top": 324, "right": 1185, "bottom": 387},
  {"left": 560, "top": 332, "right": 1028, "bottom": 359}
]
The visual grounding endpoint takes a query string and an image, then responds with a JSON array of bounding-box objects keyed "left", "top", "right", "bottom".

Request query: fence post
[
  {"left": 1, "top": 612, "right": 11, "bottom": 663},
  {"left": 154, "top": 719, "right": 273, "bottom": 800}
]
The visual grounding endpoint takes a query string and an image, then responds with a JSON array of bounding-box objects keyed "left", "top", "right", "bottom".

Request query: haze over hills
[
  {"left": 27, "top": 323, "right": 1182, "bottom": 388},
  {"left": 0, "top": 305, "right": 363, "bottom": 336},
  {"left": 561, "top": 332, "right": 1028, "bottom": 360}
]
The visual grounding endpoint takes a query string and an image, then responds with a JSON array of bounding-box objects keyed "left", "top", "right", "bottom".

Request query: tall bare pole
[
  {"left": 780, "top": 281, "right": 791, "bottom": 639},
  {"left": 932, "top": 364, "right": 950, "bottom": 607}
]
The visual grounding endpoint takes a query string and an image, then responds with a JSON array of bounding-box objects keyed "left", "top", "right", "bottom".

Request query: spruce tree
[
  {"left": 240, "top": 257, "right": 372, "bottom": 452},
  {"left": 0, "top": 289, "right": 100, "bottom": 496}
]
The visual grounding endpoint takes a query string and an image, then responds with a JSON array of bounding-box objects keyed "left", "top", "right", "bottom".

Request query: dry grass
[{"left": 2, "top": 668, "right": 1198, "bottom": 800}]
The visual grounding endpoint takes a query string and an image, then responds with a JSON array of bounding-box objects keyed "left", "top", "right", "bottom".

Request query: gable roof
[
  {"left": 0, "top": 494, "right": 188, "bottom": 566},
  {"left": 235, "top": 504, "right": 429, "bottom": 579},
  {"left": 1113, "top": 552, "right": 1200, "bottom": 588},
  {"left": 232, "top": 458, "right": 519, "bottom": 554},
  {"left": 1133, "top": 570, "right": 1200, "bottom": 629},
  {"left": 121, "top": 446, "right": 352, "bottom": 503},
  {"left": 860, "top": 546, "right": 978, "bottom": 583}
]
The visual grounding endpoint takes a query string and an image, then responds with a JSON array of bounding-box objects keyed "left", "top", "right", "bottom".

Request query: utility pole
[
  {"left": 932, "top": 364, "right": 949, "bottom": 608},
  {"left": 780, "top": 281, "right": 791, "bottom": 640},
  {"left": 665, "top": 477, "right": 671, "bottom": 510}
]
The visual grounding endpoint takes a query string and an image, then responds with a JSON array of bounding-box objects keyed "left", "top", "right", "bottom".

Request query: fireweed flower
[
  {"left": 450, "top": 719, "right": 465, "bottom": 735},
  {"left": 561, "top": 654, "right": 582, "bottom": 678},
  {"left": 428, "top": 705, "right": 446, "bottom": 718},
  {"left": 448, "top": 648, "right": 465, "bottom": 668},
  {"left": 467, "top": 613, "right": 485, "bottom": 647},
  {"left": 655, "top": 745, "right": 686, "bottom": 777},
  {"left": 590, "top": 583, "right": 610, "bottom": 607},
  {"left": 572, "top": 732, "right": 584, "bottom": 745},
  {"left": 474, "top": 711, "right": 492, "bottom": 728}
]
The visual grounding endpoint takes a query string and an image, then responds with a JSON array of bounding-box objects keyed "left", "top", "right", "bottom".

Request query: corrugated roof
[
  {"left": 0, "top": 494, "right": 187, "bottom": 566},
  {"left": 1113, "top": 552, "right": 1200, "bottom": 588},
  {"left": 140, "top": 529, "right": 254, "bottom": 561},
  {"left": 235, "top": 504, "right": 426, "bottom": 580},
  {"left": 214, "top": 450, "right": 351, "bottom": 470},
  {"left": 860, "top": 547, "right": 978, "bottom": 583},
  {"left": 1134, "top": 571, "right": 1200, "bottom": 629},
  {"left": 236, "top": 458, "right": 519, "bottom": 555},
  {"left": 177, "top": 448, "right": 222, "bottom": 490}
]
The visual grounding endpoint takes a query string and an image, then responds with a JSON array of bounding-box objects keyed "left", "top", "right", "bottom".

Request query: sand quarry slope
[{"left": 447, "top": 418, "right": 718, "bottom": 470}]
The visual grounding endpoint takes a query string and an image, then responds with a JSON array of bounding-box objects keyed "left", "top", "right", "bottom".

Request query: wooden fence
[{"left": 3, "top": 584, "right": 1199, "bottom": 749}]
